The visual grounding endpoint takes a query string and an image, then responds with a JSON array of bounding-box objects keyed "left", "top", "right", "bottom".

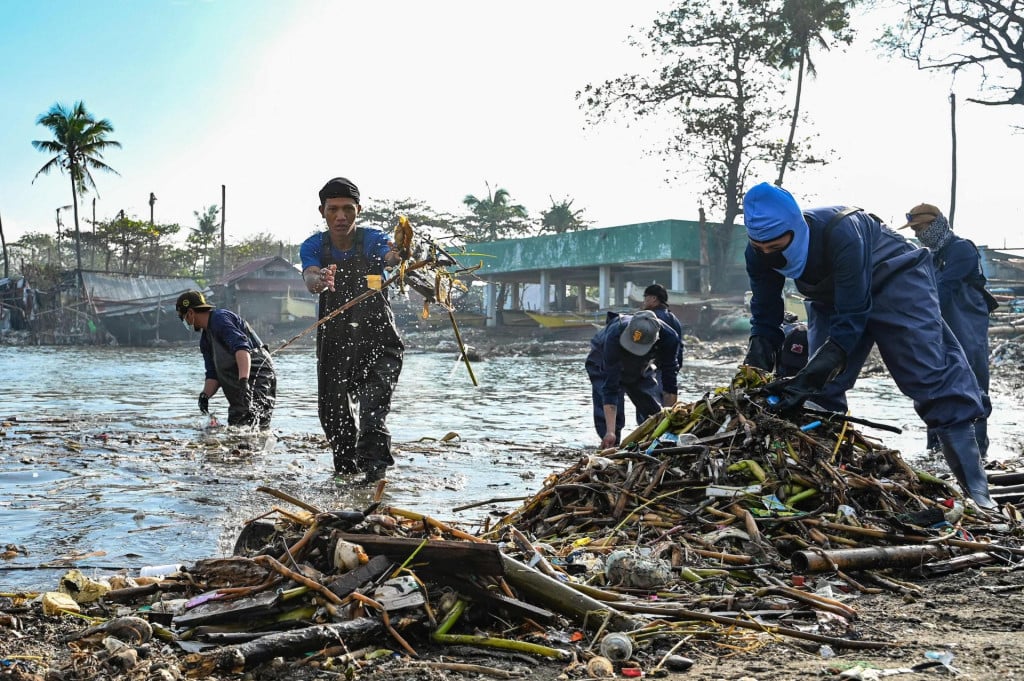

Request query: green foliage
[
  {"left": 186, "top": 205, "right": 221, "bottom": 278},
  {"left": 459, "top": 183, "right": 534, "bottom": 242},
  {"left": 31, "top": 101, "right": 121, "bottom": 277},
  {"left": 360, "top": 197, "right": 459, "bottom": 241},
  {"left": 760, "top": 0, "right": 856, "bottom": 185},
  {"left": 32, "top": 101, "right": 121, "bottom": 197},
  {"left": 578, "top": 0, "right": 840, "bottom": 290},
  {"left": 539, "top": 196, "right": 591, "bottom": 234}
]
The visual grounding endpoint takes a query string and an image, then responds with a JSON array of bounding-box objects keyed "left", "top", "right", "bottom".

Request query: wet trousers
[
  {"left": 586, "top": 366, "right": 662, "bottom": 444},
  {"left": 805, "top": 258, "right": 984, "bottom": 430},
  {"left": 318, "top": 352, "right": 402, "bottom": 474}
]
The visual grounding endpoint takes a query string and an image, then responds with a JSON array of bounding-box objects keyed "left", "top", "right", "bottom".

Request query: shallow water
[{"left": 1, "top": 344, "right": 1020, "bottom": 591}]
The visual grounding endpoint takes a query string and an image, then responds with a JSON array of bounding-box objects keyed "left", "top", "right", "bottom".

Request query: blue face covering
[{"left": 743, "top": 182, "right": 809, "bottom": 279}]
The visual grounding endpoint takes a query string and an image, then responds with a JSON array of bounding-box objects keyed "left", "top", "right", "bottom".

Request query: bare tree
[{"left": 881, "top": 0, "right": 1024, "bottom": 106}]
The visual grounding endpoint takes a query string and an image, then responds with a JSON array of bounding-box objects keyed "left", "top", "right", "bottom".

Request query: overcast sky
[{"left": 2, "top": 0, "right": 1022, "bottom": 252}]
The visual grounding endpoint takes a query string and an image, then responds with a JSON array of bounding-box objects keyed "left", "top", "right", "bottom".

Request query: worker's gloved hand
[
  {"left": 742, "top": 335, "right": 777, "bottom": 372},
  {"left": 239, "top": 377, "right": 252, "bottom": 412},
  {"left": 762, "top": 339, "right": 847, "bottom": 414},
  {"left": 198, "top": 392, "right": 209, "bottom": 414}
]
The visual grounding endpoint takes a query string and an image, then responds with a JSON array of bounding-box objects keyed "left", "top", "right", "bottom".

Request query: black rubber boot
[
  {"left": 937, "top": 422, "right": 997, "bottom": 509},
  {"left": 975, "top": 418, "right": 989, "bottom": 462}
]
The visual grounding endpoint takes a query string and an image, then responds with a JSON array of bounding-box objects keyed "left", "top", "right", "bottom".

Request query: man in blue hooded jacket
[
  {"left": 739, "top": 182, "right": 995, "bottom": 510},
  {"left": 585, "top": 310, "right": 680, "bottom": 449},
  {"left": 901, "top": 203, "right": 993, "bottom": 459}
]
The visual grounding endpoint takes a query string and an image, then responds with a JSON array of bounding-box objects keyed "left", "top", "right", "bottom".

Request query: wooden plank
[
  {"left": 326, "top": 554, "right": 392, "bottom": 599},
  {"left": 437, "top": 574, "right": 555, "bottom": 624},
  {"left": 335, "top": 533, "right": 504, "bottom": 577}
]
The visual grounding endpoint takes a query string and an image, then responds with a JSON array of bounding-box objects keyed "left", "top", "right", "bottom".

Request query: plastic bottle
[
  {"left": 138, "top": 563, "right": 183, "bottom": 578},
  {"left": 599, "top": 632, "right": 633, "bottom": 661}
]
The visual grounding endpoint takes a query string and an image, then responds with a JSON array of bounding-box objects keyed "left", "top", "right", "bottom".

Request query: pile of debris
[{"left": 3, "top": 371, "right": 1023, "bottom": 680}]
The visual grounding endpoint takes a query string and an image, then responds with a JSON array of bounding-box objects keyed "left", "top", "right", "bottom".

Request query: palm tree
[
  {"left": 461, "top": 183, "right": 530, "bottom": 242},
  {"left": 768, "top": 0, "right": 855, "bottom": 187},
  {"left": 32, "top": 101, "right": 121, "bottom": 285},
  {"left": 540, "top": 196, "right": 591, "bottom": 234},
  {"left": 188, "top": 205, "right": 220, "bottom": 278}
]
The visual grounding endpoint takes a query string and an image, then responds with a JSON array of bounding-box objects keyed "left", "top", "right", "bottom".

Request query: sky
[{"left": 2, "top": 0, "right": 1023, "bottom": 253}]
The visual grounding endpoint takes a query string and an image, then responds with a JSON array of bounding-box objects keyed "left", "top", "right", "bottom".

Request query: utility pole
[
  {"left": 149, "top": 192, "right": 157, "bottom": 227},
  {"left": 0, "top": 209, "right": 8, "bottom": 279},
  {"left": 220, "top": 184, "right": 226, "bottom": 281},
  {"left": 91, "top": 197, "right": 97, "bottom": 269},
  {"left": 948, "top": 93, "right": 958, "bottom": 229}
]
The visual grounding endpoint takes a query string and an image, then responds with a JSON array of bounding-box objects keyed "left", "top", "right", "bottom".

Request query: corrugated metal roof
[
  {"left": 217, "top": 256, "right": 295, "bottom": 285},
  {"left": 83, "top": 272, "right": 209, "bottom": 318}
]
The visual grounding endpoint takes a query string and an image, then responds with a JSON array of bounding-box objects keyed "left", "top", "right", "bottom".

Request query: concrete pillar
[
  {"left": 576, "top": 286, "right": 587, "bottom": 312},
  {"left": 613, "top": 272, "right": 626, "bottom": 307},
  {"left": 599, "top": 266, "right": 611, "bottom": 309},
  {"left": 671, "top": 260, "right": 687, "bottom": 294},
  {"left": 539, "top": 271, "right": 551, "bottom": 312},
  {"left": 484, "top": 281, "right": 497, "bottom": 327}
]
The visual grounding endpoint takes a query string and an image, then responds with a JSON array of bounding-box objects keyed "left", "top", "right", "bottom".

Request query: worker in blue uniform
[
  {"left": 641, "top": 283, "right": 684, "bottom": 391},
  {"left": 901, "top": 203, "right": 994, "bottom": 459},
  {"left": 300, "top": 177, "right": 404, "bottom": 483},
  {"left": 585, "top": 310, "right": 680, "bottom": 449},
  {"left": 176, "top": 290, "right": 277, "bottom": 429},
  {"left": 739, "top": 182, "right": 995, "bottom": 509}
]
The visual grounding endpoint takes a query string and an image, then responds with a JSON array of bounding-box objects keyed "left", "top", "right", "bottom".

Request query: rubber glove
[
  {"left": 198, "top": 392, "right": 209, "bottom": 414},
  {"left": 742, "top": 335, "right": 777, "bottom": 372},
  {"left": 239, "top": 378, "right": 253, "bottom": 420},
  {"left": 762, "top": 339, "right": 846, "bottom": 413}
]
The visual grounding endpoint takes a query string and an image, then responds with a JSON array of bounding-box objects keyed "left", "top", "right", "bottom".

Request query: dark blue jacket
[
  {"left": 585, "top": 313, "right": 680, "bottom": 406},
  {"left": 932, "top": 236, "right": 990, "bottom": 391},
  {"left": 747, "top": 207, "right": 916, "bottom": 355},
  {"left": 651, "top": 305, "right": 684, "bottom": 369}
]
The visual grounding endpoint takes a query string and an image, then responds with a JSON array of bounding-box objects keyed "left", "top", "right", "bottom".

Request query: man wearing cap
[
  {"left": 902, "top": 203, "right": 994, "bottom": 458},
  {"left": 739, "top": 182, "right": 995, "bottom": 510},
  {"left": 299, "top": 177, "right": 405, "bottom": 482},
  {"left": 585, "top": 310, "right": 681, "bottom": 449},
  {"left": 175, "top": 290, "right": 277, "bottom": 428},
  {"left": 641, "top": 283, "right": 685, "bottom": 392}
]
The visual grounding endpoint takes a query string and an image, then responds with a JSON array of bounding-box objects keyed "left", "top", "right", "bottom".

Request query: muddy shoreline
[{"left": 2, "top": 334, "right": 1024, "bottom": 681}]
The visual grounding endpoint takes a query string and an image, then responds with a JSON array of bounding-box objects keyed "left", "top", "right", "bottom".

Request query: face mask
[
  {"left": 763, "top": 250, "right": 787, "bottom": 270},
  {"left": 915, "top": 214, "right": 954, "bottom": 250},
  {"left": 181, "top": 314, "right": 195, "bottom": 332},
  {"left": 773, "top": 223, "right": 809, "bottom": 279}
]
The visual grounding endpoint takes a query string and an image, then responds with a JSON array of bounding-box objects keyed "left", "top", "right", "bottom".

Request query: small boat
[
  {"left": 278, "top": 289, "right": 316, "bottom": 320},
  {"left": 524, "top": 311, "right": 602, "bottom": 328},
  {"left": 498, "top": 309, "right": 539, "bottom": 327}
]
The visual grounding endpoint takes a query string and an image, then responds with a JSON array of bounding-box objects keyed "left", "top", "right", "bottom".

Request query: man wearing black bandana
[
  {"left": 299, "top": 177, "right": 404, "bottom": 483},
  {"left": 738, "top": 182, "right": 995, "bottom": 510},
  {"left": 901, "top": 203, "right": 993, "bottom": 460}
]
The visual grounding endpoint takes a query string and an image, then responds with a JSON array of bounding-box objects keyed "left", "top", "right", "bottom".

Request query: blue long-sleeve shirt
[{"left": 199, "top": 308, "right": 255, "bottom": 380}]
